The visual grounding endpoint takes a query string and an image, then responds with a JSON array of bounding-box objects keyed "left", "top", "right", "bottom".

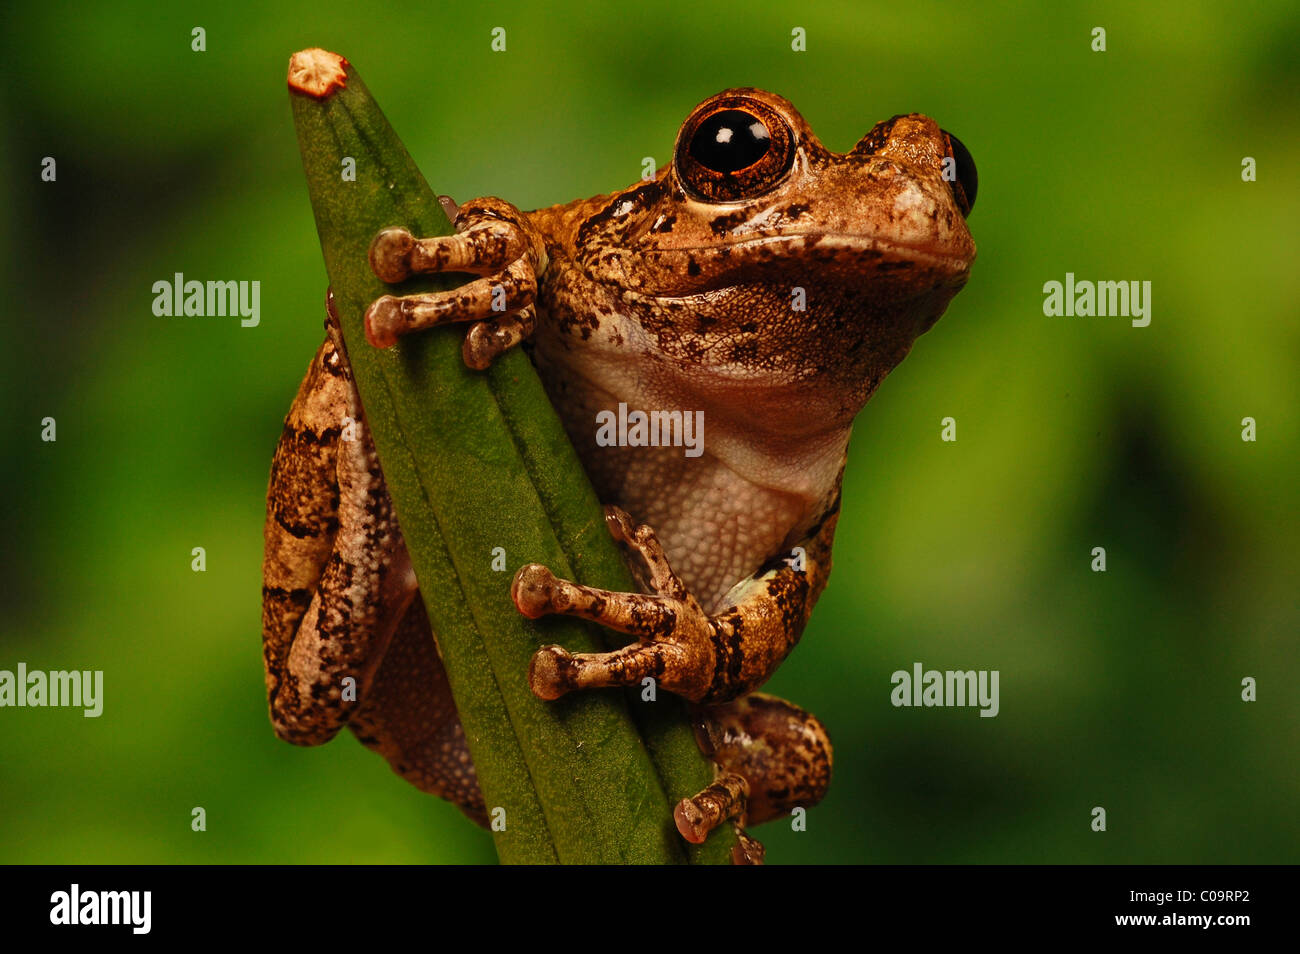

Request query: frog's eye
[
  {"left": 675, "top": 100, "right": 796, "bottom": 202},
  {"left": 690, "top": 110, "right": 772, "bottom": 172},
  {"left": 941, "top": 130, "right": 978, "bottom": 216}
]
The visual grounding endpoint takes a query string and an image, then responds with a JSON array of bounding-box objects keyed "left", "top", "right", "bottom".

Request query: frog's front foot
[
  {"left": 513, "top": 506, "right": 721, "bottom": 703},
  {"left": 513, "top": 508, "right": 834, "bottom": 862},
  {"left": 363, "top": 196, "right": 547, "bottom": 369}
]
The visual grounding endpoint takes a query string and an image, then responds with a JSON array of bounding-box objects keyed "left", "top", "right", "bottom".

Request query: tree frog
[{"left": 262, "top": 87, "right": 977, "bottom": 863}]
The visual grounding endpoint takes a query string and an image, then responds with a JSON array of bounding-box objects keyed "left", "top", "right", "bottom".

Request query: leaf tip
[{"left": 288, "top": 47, "right": 350, "bottom": 100}]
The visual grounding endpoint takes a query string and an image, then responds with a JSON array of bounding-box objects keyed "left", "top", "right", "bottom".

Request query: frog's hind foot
[
  {"left": 673, "top": 694, "right": 832, "bottom": 857},
  {"left": 697, "top": 694, "right": 832, "bottom": 820}
]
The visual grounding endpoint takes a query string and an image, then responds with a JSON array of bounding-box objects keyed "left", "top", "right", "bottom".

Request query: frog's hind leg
[
  {"left": 261, "top": 324, "right": 415, "bottom": 746},
  {"left": 348, "top": 596, "right": 487, "bottom": 825},
  {"left": 262, "top": 300, "right": 485, "bottom": 822},
  {"left": 674, "top": 693, "right": 833, "bottom": 863}
]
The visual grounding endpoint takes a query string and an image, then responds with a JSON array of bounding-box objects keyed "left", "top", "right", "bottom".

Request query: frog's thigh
[
  {"left": 262, "top": 337, "right": 414, "bottom": 746},
  {"left": 675, "top": 693, "right": 833, "bottom": 845},
  {"left": 348, "top": 596, "right": 487, "bottom": 825}
]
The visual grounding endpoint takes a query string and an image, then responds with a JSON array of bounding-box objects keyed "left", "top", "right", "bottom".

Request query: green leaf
[{"left": 287, "top": 48, "right": 734, "bottom": 864}]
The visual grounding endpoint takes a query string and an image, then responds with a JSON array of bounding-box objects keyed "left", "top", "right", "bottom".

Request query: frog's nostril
[{"left": 940, "top": 130, "right": 977, "bottom": 216}]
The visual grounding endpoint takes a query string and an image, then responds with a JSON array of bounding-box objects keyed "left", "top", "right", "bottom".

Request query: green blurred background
[{"left": 2, "top": 0, "right": 1296, "bottom": 864}]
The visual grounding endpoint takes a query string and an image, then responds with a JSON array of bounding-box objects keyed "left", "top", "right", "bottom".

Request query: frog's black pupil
[
  {"left": 943, "top": 131, "right": 978, "bottom": 213},
  {"left": 689, "top": 110, "right": 772, "bottom": 173}
]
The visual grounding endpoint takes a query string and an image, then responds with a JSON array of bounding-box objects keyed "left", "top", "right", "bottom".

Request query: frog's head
[{"left": 575, "top": 87, "right": 977, "bottom": 423}]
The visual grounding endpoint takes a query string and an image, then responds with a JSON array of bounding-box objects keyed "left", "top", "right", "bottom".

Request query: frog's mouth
[
  {"left": 734, "top": 231, "right": 970, "bottom": 267},
  {"left": 642, "top": 231, "right": 974, "bottom": 296}
]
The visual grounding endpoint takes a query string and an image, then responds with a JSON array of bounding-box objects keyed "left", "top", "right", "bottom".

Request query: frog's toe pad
[
  {"left": 527, "top": 645, "right": 572, "bottom": 701},
  {"left": 369, "top": 226, "right": 416, "bottom": 283},
  {"left": 674, "top": 798, "right": 709, "bottom": 844},
  {"left": 363, "top": 296, "right": 403, "bottom": 349},
  {"left": 511, "top": 563, "right": 560, "bottom": 618}
]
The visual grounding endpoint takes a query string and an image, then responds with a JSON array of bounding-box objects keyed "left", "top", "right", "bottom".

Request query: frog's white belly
[{"left": 531, "top": 313, "right": 848, "bottom": 609}]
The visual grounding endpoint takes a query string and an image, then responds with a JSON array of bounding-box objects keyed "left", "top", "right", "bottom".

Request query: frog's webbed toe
[{"left": 363, "top": 197, "right": 547, "bottom": 366}]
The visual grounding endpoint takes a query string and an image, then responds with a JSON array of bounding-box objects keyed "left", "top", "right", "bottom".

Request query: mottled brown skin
[
  {"left": 263, "top": 88, "right": 976, "bottom": 858},
  {"left": 262, "top": 313, "right": 484, "bottom": 820},
  {"left": 675, "top": 694, "right": 833, "bottom": 861}
]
